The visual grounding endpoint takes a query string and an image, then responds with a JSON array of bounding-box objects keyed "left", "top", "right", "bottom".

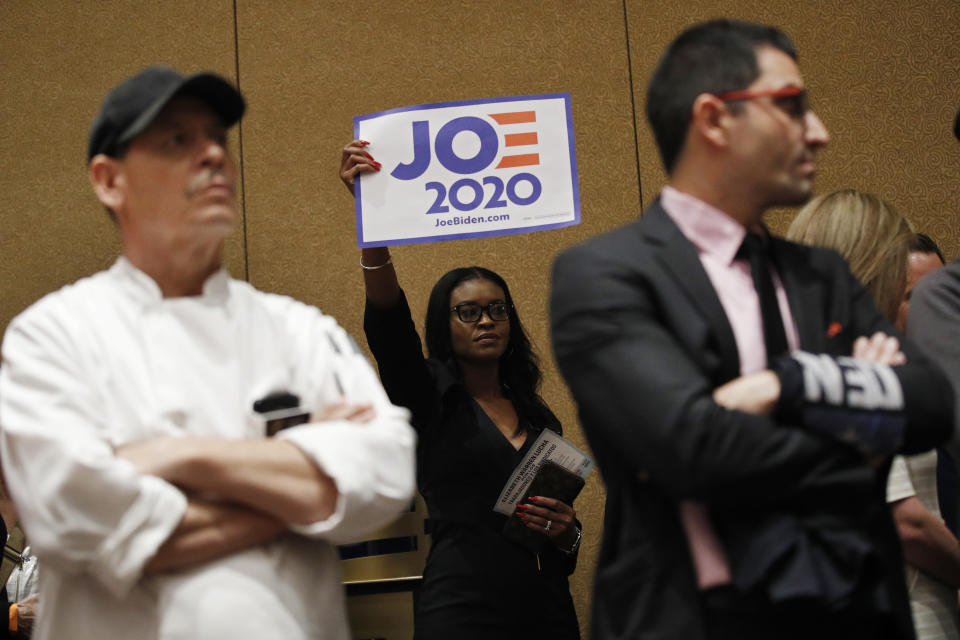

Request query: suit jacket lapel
[{"left": 642, "top": 202, "right": 741, "bottom": 383}]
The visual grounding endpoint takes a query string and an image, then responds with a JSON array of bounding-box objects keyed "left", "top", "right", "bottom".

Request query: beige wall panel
[
  {"left": 236, "top": 1, "right": 639, "bottom": 634},
  {"left": 627, "top": 0, "right": 960, "bottom": 254},
  {"left": 0, "top": 1, "right": 244, "bottom": 336}
]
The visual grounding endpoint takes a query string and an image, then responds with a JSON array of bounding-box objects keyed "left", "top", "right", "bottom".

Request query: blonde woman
[
  {"left": 788, "top": 190, "right": 960, "bottom": 640},
  {"left": 786, "top": 189, "right": 912, "bottom": 323}
]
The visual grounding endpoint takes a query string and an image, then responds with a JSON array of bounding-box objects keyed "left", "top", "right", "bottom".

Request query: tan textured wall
[{"left": 2, "top": 2, "right": 960, "bottom": 638}]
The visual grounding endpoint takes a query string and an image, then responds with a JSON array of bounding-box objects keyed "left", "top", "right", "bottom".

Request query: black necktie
[{"left": 738, "top": 232, "right": 788, "bottom": 364}]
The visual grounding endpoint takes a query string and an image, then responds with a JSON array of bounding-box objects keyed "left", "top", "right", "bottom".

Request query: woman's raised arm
[{"left": 340, "top": 139, "right": 401, "bottom": 307}]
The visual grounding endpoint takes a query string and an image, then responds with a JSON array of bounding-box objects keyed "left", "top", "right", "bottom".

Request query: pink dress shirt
[{"left": 660, "top": 186, "right": 800, "bottom": 589}]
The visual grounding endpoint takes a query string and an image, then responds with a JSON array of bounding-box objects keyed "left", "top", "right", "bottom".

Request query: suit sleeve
[
  {"left": 551, "top": 243, "right": 894, "bottom": 508},
  {"left": 906, "top": 261, "right": 960, "bottom": 450}
]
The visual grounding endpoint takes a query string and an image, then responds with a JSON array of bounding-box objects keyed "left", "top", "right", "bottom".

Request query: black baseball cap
[{"left": 87, "top": 66, "right": 245, "bottom": 161}]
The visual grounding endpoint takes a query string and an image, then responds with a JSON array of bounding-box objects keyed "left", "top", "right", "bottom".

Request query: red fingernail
[
  {"left": 364, "top": 152, "right": 375, "bottom": 160},
  {"left": 516, "top": 504, "right": 528, "bottom": 510},
  {"left": 360, "top": 140, "right": 371, "bottom": 145},
  {"left": 528, "top": 496, "right": 539, "bottom": 503}
]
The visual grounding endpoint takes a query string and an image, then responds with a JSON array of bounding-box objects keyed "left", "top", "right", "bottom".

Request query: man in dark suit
[{"left": 550, "top": 19, "right": 953, "bottom": 640}]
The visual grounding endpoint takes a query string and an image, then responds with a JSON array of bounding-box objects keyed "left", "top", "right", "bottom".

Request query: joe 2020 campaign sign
[{"left": 354, "top": 94, "right": 580, "bottom": 247}]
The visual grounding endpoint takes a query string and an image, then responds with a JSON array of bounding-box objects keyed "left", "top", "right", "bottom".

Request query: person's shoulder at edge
[
  {"left": 554, "top": 212, "right": 649, "bottom": 268},
  {"left": 3, "top": 262, "right": 121, "bottom": 345},
  {"left": 912, "top": 256, "right": 960, "bottom": 303},
  {"left": 231, "top": 279, "right": 346, "bottom": 335}
]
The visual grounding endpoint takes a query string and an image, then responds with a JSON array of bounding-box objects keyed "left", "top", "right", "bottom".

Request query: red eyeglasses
[{"left": 715, "top": 85, "right": 809, "bottom": 119}]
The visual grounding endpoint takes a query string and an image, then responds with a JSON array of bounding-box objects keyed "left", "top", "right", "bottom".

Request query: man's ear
[
  {"left": 88, "top": 154, "right": 125, "bottom": 214},
  {"left": 689, "top": 93, "right": 733, "bottom": 151}
]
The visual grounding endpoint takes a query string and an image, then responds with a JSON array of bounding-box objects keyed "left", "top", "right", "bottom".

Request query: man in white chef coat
[{"left": 0, "top": 66, "right": 416, "bottom": 640}]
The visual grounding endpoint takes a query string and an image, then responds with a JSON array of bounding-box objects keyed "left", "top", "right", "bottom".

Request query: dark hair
[
  {"left": 909, "top": 232, "right": 945, "bottom": 264},
  {"left": 646, "top": 19, "right": 797, "bottom": 173},
  {"left": 424, "top": 267, "right": 560, "bottom": 432}
]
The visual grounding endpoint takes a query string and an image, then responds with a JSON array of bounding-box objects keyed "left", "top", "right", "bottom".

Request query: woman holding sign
[{"left": 340, "top": 140, "right": 582, "bottom": 640}]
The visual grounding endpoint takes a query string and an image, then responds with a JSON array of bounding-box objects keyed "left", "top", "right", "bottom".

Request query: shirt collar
[
  {"left": 660, "top": 186, "right": 750, "bottom": 266},
  {"left": 111, "top": 256, "right": 230, "bottom": 305}
]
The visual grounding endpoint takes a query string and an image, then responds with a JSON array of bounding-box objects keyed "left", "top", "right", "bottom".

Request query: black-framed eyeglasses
[
  {"left": 716, "top": 85, "right": 809, "bottom": 120},
  {"left": 449, "top": 302, "right": 512, "bottom": 323}
]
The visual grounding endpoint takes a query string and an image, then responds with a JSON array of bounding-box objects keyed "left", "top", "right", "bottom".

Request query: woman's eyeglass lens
[{"left": 450, "top": 302, "right": 511, "bottom": 322}]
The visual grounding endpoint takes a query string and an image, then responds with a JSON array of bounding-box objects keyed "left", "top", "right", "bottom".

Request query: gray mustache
[{"left": 185, "top": 170, "right": 233, "bottom": 197}]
